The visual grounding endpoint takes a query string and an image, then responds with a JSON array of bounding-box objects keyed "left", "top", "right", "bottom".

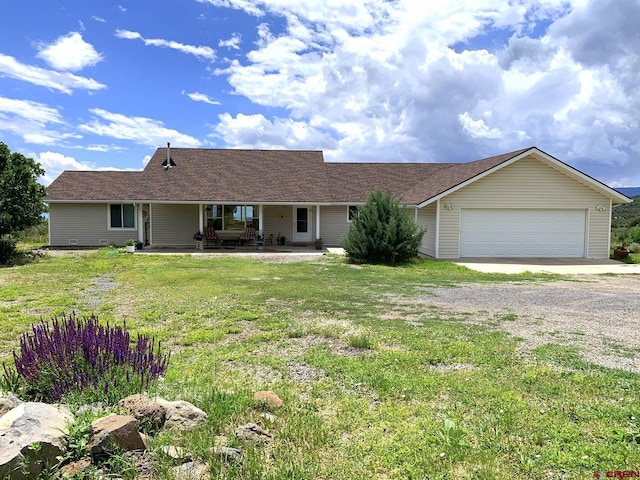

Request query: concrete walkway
[{"left": 454, "top": 257, "right": 640, "bottom": 274}]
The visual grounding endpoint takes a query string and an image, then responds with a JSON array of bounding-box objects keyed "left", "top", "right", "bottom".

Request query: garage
[{"left": 460, "top": 209, "right": 586, "bottom": 258}]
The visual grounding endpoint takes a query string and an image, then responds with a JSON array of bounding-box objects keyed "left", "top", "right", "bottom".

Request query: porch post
[
  {"left": 198, "top": 204, "right": 204, "bottom": 232},
  {"left": 258, "top": 204, "right": 264, "bottom": 235},
  {"left": 316, "top": 204, "right": 321, "bottom": 240},
  {"left": 137, "top": 204, "right": 144, "bottom": 244}
]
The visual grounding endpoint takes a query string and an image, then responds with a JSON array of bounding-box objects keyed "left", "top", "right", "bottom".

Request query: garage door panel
[{"left": 460, "top": 209, "right": 585, "bottom": 258}]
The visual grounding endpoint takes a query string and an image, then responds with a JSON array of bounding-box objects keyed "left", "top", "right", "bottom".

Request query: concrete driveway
[{"left": 454, "top": 257, "right": 640, "bottom": 274}]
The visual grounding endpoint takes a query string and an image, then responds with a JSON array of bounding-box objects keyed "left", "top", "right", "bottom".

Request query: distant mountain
[{"left": 616, "top": 187, "right": 640, "bottom": 197}]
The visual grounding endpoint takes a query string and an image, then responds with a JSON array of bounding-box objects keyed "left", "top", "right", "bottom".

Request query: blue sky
[{"left": 1, "top": 0, "right": 639, "bottom": 187}]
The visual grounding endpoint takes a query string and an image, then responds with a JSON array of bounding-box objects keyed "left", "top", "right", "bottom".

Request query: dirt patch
[{"left": 395, "top": 275, "right": 640, "bottom": 373}]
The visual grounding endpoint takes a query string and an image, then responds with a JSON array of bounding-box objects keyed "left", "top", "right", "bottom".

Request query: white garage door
[{"left": 460, "top": 209, "right": 586, "bottom": 258}]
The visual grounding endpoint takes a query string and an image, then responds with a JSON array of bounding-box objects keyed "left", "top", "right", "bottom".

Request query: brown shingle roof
[{"left": 45, "top": 146, "right": 535, "bottom": 204}]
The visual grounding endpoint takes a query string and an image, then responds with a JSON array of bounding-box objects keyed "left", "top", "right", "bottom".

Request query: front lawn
[{"left": 0, "top": 251, "right": 637, "bottom": 479}]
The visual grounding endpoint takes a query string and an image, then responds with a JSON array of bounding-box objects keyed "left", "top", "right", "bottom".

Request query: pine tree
[{"left": 342, "top": 189, "right": 425, "bottom": 264}]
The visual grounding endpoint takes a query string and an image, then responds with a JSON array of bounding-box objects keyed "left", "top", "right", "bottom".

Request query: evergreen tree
[{"left": 342, "top": 189, "right": 425, "bottom": 264}]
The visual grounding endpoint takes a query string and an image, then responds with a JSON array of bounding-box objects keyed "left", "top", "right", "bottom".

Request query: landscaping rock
[
  {"left": 0, "top": 402, "right": 74, "bottom": 480},
  {"left": 235, "top": 422, "right": 273, "bottom": 443},
  {"left": 0, "top": 394, "right": 22, "bottom": 417},
  {"left": 212, "top": 446, "right": 244, "bottom": 463},
  {"left": 254, "top": 390, "right": 283, "bottom": 409},
  {"left": 119, "top": 394, "right": 167, "bottom": 432},
  {"left": 154, "top": 397, "right": 207, "bottom": 431},
  {"left": 54, "top": 457, "right": 92, "bottom": 479},
  {"left": 124, "top": 450, "right": 157, "bottom": 480},
  {"left": 171, "top": 461, "right": 210, "bottom": 480},
  {"left": 89, "top": 413, "right": 147, "bottom": 454},
  {"left": 159, "top": 445, "right": 192, "bottom": 464}
]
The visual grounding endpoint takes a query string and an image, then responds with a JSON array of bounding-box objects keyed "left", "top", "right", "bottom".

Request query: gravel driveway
[{"left": 418, "top": 275, "right": 640, "bottom": 373}]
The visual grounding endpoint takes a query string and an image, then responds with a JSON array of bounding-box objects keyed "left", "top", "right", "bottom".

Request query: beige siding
[
  {"left": 437, "top": 155, "right": 612, "bottom": 259},
  {"left": 49, "top": 203, "right": 138, "bottom": 247},
  {"left": 151, "top": 204, "right": 199, "bottom": 246},
  {"left": 417, "top": 203, "right": 437, "bottom": 257}
]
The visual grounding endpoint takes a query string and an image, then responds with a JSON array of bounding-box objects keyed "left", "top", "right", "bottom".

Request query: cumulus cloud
[
  {"left": 201, "top": 0, "right": 640, "bottom": 184},
  {"left": 79, "top": 108, "right": 203, "bottom": 147},
  {"left": 36, "top": 32, "right": 103, "bottom": 71},
  {"left": 115, "top": 29, "right": 216, "bottom": 60},
  {"left": 0, "top": 53, "right": 106, "bottom": 94}
]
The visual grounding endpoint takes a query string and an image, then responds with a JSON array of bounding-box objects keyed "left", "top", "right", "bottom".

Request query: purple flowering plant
[{"left": 1, "top": 312, "right": 169, "bottom": 404}]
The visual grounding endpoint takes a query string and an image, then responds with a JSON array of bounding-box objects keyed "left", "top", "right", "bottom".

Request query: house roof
[{"left": 46, "top": 146, "right": 630, "bottom": 205}]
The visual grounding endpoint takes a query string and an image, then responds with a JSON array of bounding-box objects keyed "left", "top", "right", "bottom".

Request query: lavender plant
[{"left": 1, "top": 312, "right": 169, "bottom": 404}]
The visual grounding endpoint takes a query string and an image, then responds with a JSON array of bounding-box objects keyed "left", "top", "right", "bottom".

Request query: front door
[{"left": 292, "top": 206, "right": 312, "bottom": 242}]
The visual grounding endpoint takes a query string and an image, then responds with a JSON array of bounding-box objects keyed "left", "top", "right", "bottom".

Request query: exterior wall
[
  {"left": 151, "top": 204, "right": 199, "bottom": 246},
  {"left": 417, "top": 203, "right": 437, "bottom": 257},
  {"left": 316, "top": 205, "right": 352, "bottom": 246},
  {"left": 437, "top": 155, "right": 612, "bottom": 259},
  {"left": 49, "top": 203, "right": 139, "bottom": 247}
]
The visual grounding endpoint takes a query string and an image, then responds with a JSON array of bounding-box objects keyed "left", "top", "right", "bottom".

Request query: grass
[{"left": 1, "top": 250, "right": 638, "bottom": 479}]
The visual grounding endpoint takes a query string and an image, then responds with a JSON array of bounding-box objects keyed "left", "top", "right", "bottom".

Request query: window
[
  {"left": 110, "top": 204, "right": 135, "bottom": 229},
  {"left": 348, "top": 205, "right": 359, "bottom": 222},
  {"left": 206, "top": 204, "right": 258, "bottom": 230}
]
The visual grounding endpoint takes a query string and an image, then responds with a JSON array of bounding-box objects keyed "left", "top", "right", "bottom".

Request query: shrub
[
  {"left": 628, "top": 242, "right": 640, "bottom": 254},
  {"left": 0, "top": 236, "right": 17, "bottom": 265},
  {"left": 1, "top": 312, "right": 169, "bottom": 404},
  {"left": 342, "top": 189, "right": 426, "bottom": 264}
]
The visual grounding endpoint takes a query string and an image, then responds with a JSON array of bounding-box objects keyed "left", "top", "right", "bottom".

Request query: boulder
[
  {"left": 153, "top": 397, "right": 207, "bottom": 431},
  {"left": 89, "top": 413, "right": 147, "bottom": 455},
  {"left": 0, "top": 394, "right": 22, "bottom": 417},
  {"left": 119, "top": 394, "right": 167, "bottom": 432},
  {"left": 0, "top": 402, "right": 74, "bottom": 480}
]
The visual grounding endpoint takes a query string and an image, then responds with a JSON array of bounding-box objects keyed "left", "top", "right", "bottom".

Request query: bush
[
  {"left": 0, "top": 236, "right": 17, "bottom": 265},
  {"left": 1, "top": 312, "right": 169, "bottom": 404},
  {"left": 342, "top": 189, "right": 426, "bottom": 264},
  {"left": 628, "top": 242, "right": 640, "bottom": 254}
]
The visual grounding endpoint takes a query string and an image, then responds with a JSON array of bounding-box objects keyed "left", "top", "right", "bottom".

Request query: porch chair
[
  {"left": 203, "top": 226, "right": 219, "bottom": 247},
  {"left": 240, "top": 227, "right": 257, "bottom": 246}
]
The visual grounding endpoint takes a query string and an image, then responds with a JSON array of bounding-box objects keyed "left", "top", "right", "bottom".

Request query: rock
[
  {"left": 235, "top": 422, "right": 273, "bottom": 443},
  {"left": 254, "top": 390, "right": 283, "bottom": 409},
  {"left": 54, "top": 457, "right": 92, "bottom": 479},
  {"left": 212, "top": 446, "right": 244, "bottom": 463},
  {"left": 124, "top": 450, "right": 157, "bottom": 480},
  {"left": 153, "top": 397, "right": 207, "bottom": 431},
  {"left": 89, "top": 414, "right": 147, "bottom": 455},
  {"left": 260, "top": 412, "right": 277, "bottom": 422},
  {"left": 158, "top": 445, "right": 192, "bottom": 464},
  {"left": 171, "top": 461, "right": 210, "bottom": 480},
  {"left": 0, "top": 394, "right": 22, "bottom": 417},
  {"left": 119, "top": 394, "right": 167, "bottom": 433},
  {"left": 0, "top": 402, "right": 74, "bottom": 480}
]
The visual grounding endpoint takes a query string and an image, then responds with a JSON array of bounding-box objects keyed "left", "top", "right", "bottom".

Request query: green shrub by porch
[{"left": 342, "top": 189, "right": 425, "bottom": 264}]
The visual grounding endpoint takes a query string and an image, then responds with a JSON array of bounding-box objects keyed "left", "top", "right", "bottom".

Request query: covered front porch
[{"left": 134, "top": 202, "right": 332, "bottom": 249}]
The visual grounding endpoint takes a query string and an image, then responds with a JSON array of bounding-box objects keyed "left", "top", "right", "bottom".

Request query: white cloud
[
  {"left": 34, "top": 151, "right": 94, "bottom": 185},
  {"left": 0, "top": 96, "right": 80, "bottom": 145},
  {"left": 0, "top": 53, "right": 106, "bottom": 94},
  {"left": 203, "top": 0, "right": 640, "bottom": 184},
  {"left": 219, "top": 33, "right": 242, "bottom": 50},
  {"left": 115, "top": 30, "right": 216, "bottom": 61},
  {"left": 183, "top": 91, "right": 221, "bottom": 105},
  {"left": 214, "top": 113, "right": 337, "bottom": 150},
  {"left": 79, "top": 108, "right": 203, "bottom": 147},
  {"left": 92, "top": 16, "right": 107, "bottom": 23},
  {"left": 36, "top": 32, "right": 103, "bottom": 72}
]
